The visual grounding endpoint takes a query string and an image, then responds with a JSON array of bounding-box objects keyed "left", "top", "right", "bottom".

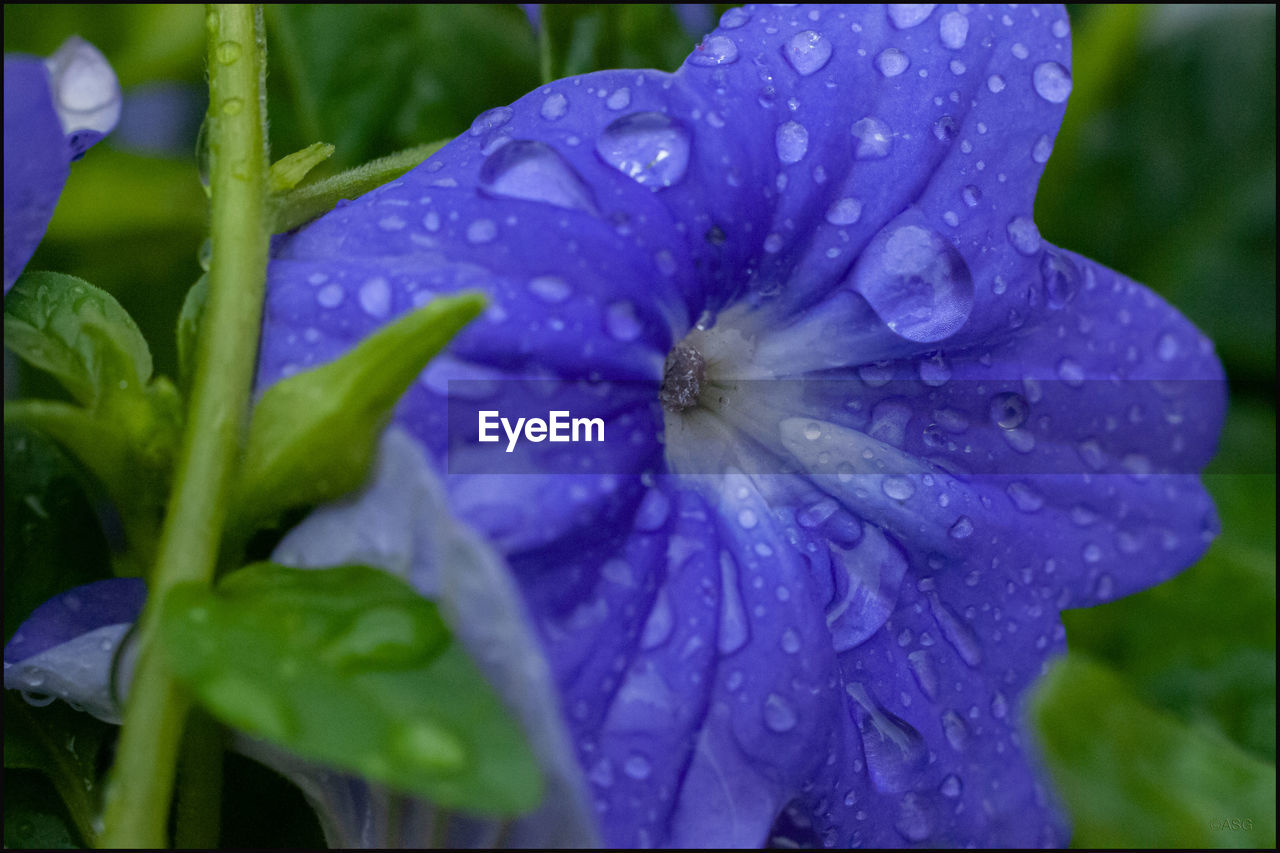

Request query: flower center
[{"left": 661, "top": 341, "right": 706, "bottom": 412}]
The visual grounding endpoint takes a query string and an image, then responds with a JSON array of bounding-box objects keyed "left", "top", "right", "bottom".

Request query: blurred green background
[{"left": 4, "top": 4, "right": 1275, "bottom": 849}]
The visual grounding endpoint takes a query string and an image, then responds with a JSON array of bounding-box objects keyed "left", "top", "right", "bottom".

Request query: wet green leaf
[
  {"left": 231, "top": 291, "right": 484, "bottom": 531},
  {"left": 1032, "top": 655, "right": 1276, "bottom": 849},
  {"left": 161, "top": 563, "right": 543, "bottom": 814}
]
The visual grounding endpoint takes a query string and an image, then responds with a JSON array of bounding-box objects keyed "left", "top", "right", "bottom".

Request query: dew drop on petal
[
  {"left": 1157, "top": 332, "right": 1179, "bottom": 362},
  {"left": 826, "top": 198, "right": 862, "bottom": 225},
  {"left": 1033, "top": 61, "right": 1073, "bottom": 103},
  {"left": 1006, "top": 216, "right": 1041, "bottom": 255},
  {"left": 1040, "top": 250, "right": 1080, "bottom": 307},
  {"left": 1056, "top": 357, "right": 1085, "bottom": 387},
  {"left": 895, "top": 793, "right": 934, "bottom": 842},
  {"left": 783, "top": 30, "right": 833, "bottom": 76},
  {"left": 929, "top": 595, "right": 982, "bottom": 666},
  {"left": 987, "top": 74, "right": 1006, "bottom": 94},
  {"left": 719, "top": 7, "right": 750, "bottom": 29},
  {"left": 468, "top": 106, "right": 512, "bottom": 137},
  {"left": 882, "top": 476, "right": 915, "bottom": 501},
  {"left": 876, "top": 48, "right": 910, "bottom": 77},
  {"left": 849, "top": 221, "right": 974, "bottom": 342},
  {"left": 948, "top": 516, "right": 974, "bottom": 539},
  {"left": 540, "top": 92, "right": 568, "bottom": 120},
  {"left": 1006, "top": 481, "right": 1045, "bottom": 513},
  {"left": 689, "top": 34, "right": 739, "bottom": 66},
  {"left": 940, "top": 774, "right": 962, "bottom": 797},
  {"left": 989, "top": 392, "right": 1029, "bottom": 429},
  {"left": 605, "top": 301, "right": 642, "bottom": 341},
  {"left": 479, "top": 139, "right": 598, "bottom": 214},
  {"left": 851, "top": 117, "right": 893, "bottom": 159},
  {"left": 1032, "top": 134, "right": 1054, "bottom": 163},
  {"left": 932, "top": 115, "right": 957, "bottom": 142},
  {"left": 939, "top": 11, "right": 969, "bottom": 49},
  {"left": 595, "top": 112, "right": 691, "bottom": 190},
  {"left": 775, "top": 120, "right": 809, "bottom": 164},
  {"left": 764, "top": 693, "right": 798, "bottom": 732},
  {"left": 358, "top": 276, "right": 391, "bottom": 319},
  {"left": 606, "top": 87, "right": 631, "bottom": 110},
  {"left": 316, "top": 283, "right": 344, "bottom": 308},
  {"left": 623, "top": 753, "right": 652, "bottom": 780},
  {"left": 848, "top": 683, "right": 928, "bottom": 793},
  {"left": 887, "top": 4, "right": 936, "bottom": 29},
  {"left": 466, "top": 219, "right": 497, "bottom": 244},
  {"left": 528, "top": 275, "right": 571, "bottom": 303},
  {"left": 962, "top": 185, "right": 981, "bottom": 207}
]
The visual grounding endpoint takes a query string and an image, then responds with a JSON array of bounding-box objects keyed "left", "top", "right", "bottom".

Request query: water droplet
[
  {"left": 423, "top": 211, "right": 440, "bottom": 231},
  {"left": 203, "top": 675, "right": 296, "bottom": 739},
  {"left": 929, "top": 595, "right": 982, "bottom": 666},
  {"left": 764, "top": 692, "right": 798, "bottom": 732},
  {"left": 393, "top": 721, "right": 466, "bottom": 772},
  {"left": 1083, "top": 542, "right": 1103, "bottom": 563},
  {"left": 848, "top": 683, "right": 927, "bottom": 792},
  {"left": 634, "top": 488, "right": 670, "bottom": 531},
  {"left": 851, "top": 116, "right": 892, "bottom": 159},
  {"left": 932, "top": 115, "right": 958, "bottom": 142},
  {"left": 989, "top": 392, "right": 1029, "bottom": 429},
  {"left": 719, "top": 7, "right": 750, "bottom": 28},
  {"left": 737, "top": 508, "right": 758, "bottom": 529},
  {"left": 849, "top": 220, "right": 974, "bottom": 342},
  {"left": 1156, "top": 332, "right": 1179, "bottom": 362},
  {"left": 541, "top": 92, "right": 568, "bottom": 120},
  {"left": 316, "top": 283, "right": 344, "bottom": 308},
  {"left": 479, "top": 140, "right": 599, "bottom": 214},
  {"left": 882, "top": 476, "right": 915, "bottom": 501},
  {"left": 948, "top": 516, "right": 974, "bottom": 539},
  {"left": 1033, "top": 61, "right": 1073, "bottom": 103},
  {"left": 1040, "top": 250, "right": 1080, "bottom": 307},
  {"left": 939, "top": 11, "right": 969, "bottom": 48},
  {"left": 1056, "top": 357, "right": 1085, "bottom": 387},
  {"left": 356, "top": 277, "right": 391, "bottom": 319},
  {"left": 962, "top": 185, "right": 981, "bottom": 207},
  {"left": 215, "top": 41, "right": 241, "bottom": 65},
  {"left": 826, "top": 198, "right": 862, "bottom": 225},
  {"left": 466, "top": 219, "right": 497, "bottom": 244},
  {"left": 606, "top": 87, "right": 631, "bottom": 110},
  {"left": 987, "top": 74, "right": 1006, "bottom": 94},
  {"left": 1053, "top": 19, "right": 1071, "bottom": 39},
  {"left": 907, "top": 650, "right": 939, "bottom": 700},
  {"left": 469, "top": 106, "right": 512, "bottom": 137},
  {"left": 780, "top": 628, "right": 801, "bottom": 654},
  {"left": 875, "top": 48, "right": 910, "bottom": 78},
  {"left": 991, "top": 691, "right": 1009, "bottom": 719},
  {"left": 783, "top": 30, "right": 833, "bottom": 76},
  {"left": 775, "top": 120, "right": 809, "bottom": 164},
  {"left": 887, "top": 4, "right": 936, "bottom": 29},
  {"left": 1006, "top": 216, "right": 1041, "bottom": 255},
  {"left": 1032, "top": 133, "right": 1054, "bottom": 164},
  {"left": 940, "top": 774, "right": 962, "bottom": 797},
  {"left": 624, "top": 753, "right": 652, "bottom": 779},
  {"left": 1095, "top": 573, "right": 1115, "bottom": 600},
  {"left": 595, "top": 112, "right": 691, "bottom": 190},
  {"left": 221, "top": 97, "right": 243, "bottom": 116},
  {"left": 918, "top": 354, "right": 950, "bottom": 386},
  {"left": 689, "top": 34, "right": 739, "bottom": 67},
  {"left": 1006, "top": 481, "right": 1044, "bottom": 512},
  {"left": 528, "top": 275, "right": 571, "bottom": 304},
  {"left": 895, "top": 793, "right": 935, "bottom": 842},
  {"left": 605, "top": 301, "right": 642, "bottom": 341}
]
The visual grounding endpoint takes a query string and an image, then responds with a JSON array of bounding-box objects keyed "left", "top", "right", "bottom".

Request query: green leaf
[
  {"left": 3, "top": 425, "right": 112, "bottom": 641},
  {"left": 268, "top": 142, "right": 336, "bottom": 193},
  {"left": 4, "top": 271, "right": 153, "bottom": 408},
  {"left": 160, "top": 563, "right": 544, "bottom": 814},
  {"left": 4, "top": 693, "right": 114, "bottom": 846},
  {"left": 4, "top": 772, "right": 81, "bottom": 849},
  {"left": 230, "top": 291, "right": 484, "bottom": 532},
  {"left": 1032, "top": 655, "right": 1276, "bottom": 849},
  {"left": 176, "top": 275, "right": 208, "bottom": 397}
]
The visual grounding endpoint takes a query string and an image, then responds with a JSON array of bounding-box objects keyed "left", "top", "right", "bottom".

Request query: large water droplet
[
  {"left": 826, "top": 198, "right": 862, "bottom": 225},
  {"left": 689, "top": 34, "right": 739, "bottom": 66},
  {"left": 1006, "top": 216, "right": 1041, "bottom": 255},
  {"left": 718, "top": 551, "right": 750, "bottom": 655},
  {"left": 1040, "top": 250, "right": 1079, "bottom": 307},
  {"left": 596, "top": 112, "right": 691, "bottom": 190},
  {"left": 938, "top": 11, "right": 969, "bottom": 49},
  {"left": 848, "top": 683, "right": 927, "bottom": 793},
  {"left": 606, "top": 87, "right": 631, "bottom": 111},
  {"left": 775, "top": 120, "right": 809, "bottom": 164},
  {"left": 1033, "top": 61, "right": 1073, "bottom": 103},
  {"left": 479, "top": 140, "right": 599, "bottom": 214},
  {"left": 466, "top": 219, "right": 497, "bottom": 244},
  {"left": 540, "top": 92, "right": 568, "bottom": 120},
  {"left": 848, "top": 219, "right": 974, "bottom": 342},
  {"left": 989, "top": 392, "right": 1029, "bottom": 429},
  {"left": 624, "top": 753, "right": 652, "bottom": 780},
  {"left": 929, "top": 595, "right": 982, "bottom": 666},
  {"left": 783, "top": 30, "right": 833, "bottom": 76},
  {"left": 895, "top": 793, "right": 935, "bottom": 842},
  {"left": 764, "top": 692, "right": 798, "bottom": 732},
  {"left": 876, "top": 48, "right": 910, "bottom": 78},
  {"left": 887, "top": 4, "right": 936, "bottom": 29},
  {"left": 882, "top": 476, "right": 915, "bottom": 501},
  {"left": 851, "top": 117, "right": 892, "bottom": 159},
  {"left": 719, "top": 7, "right": 750, "bottom": 29},
  {"left": 358, "top": 277, "right": 391, "bottom": 319},
  {"left": 469, "top": 106, "right": 513, "bottom": 137}
]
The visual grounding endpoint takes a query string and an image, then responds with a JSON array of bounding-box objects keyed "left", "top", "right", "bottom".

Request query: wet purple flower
[
  {"left": 3, "top": 36, "right": 120, "bottom": 293},
  {"left": 253, "top": 3, "right": 1225, "bottom": 847}
]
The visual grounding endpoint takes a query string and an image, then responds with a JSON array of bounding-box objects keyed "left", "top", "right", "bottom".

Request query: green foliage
[
  {"left": 1032, "top": 655, "right": 1276, "bottom": 849},
  {"left": 230, "top": 291, "right": 484, "bottom": 532},
  {"left": 160, "top": 563, "right": 544, "bottom": 815}
]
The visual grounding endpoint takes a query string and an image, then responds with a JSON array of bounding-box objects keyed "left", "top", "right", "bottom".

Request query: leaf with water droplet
[
  {"left": 231, "top": 291, "right": 484, "bottom": 533},
  {"left": 160, "top": 562, "right": 543, "bottom": 814}
]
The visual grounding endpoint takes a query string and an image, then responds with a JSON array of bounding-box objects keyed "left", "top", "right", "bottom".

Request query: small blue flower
[
  {"left": 254, "top": 4, "right": 1225, "bottom": 847},
  {"left": 3, "top": 36, "right": 121, "bottom": 293}
]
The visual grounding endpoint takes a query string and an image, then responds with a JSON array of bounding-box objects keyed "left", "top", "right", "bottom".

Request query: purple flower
[
  {"left": 254, "top": 3, "right": 1225, "bottom": 847},
  {"left": 3, "top": 36, "right": 120, "bottom": 293}
]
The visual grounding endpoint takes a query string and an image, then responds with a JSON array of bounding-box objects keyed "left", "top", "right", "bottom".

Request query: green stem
[{"left": 99, "top": 5, "right": 271, "bottom": 847}]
